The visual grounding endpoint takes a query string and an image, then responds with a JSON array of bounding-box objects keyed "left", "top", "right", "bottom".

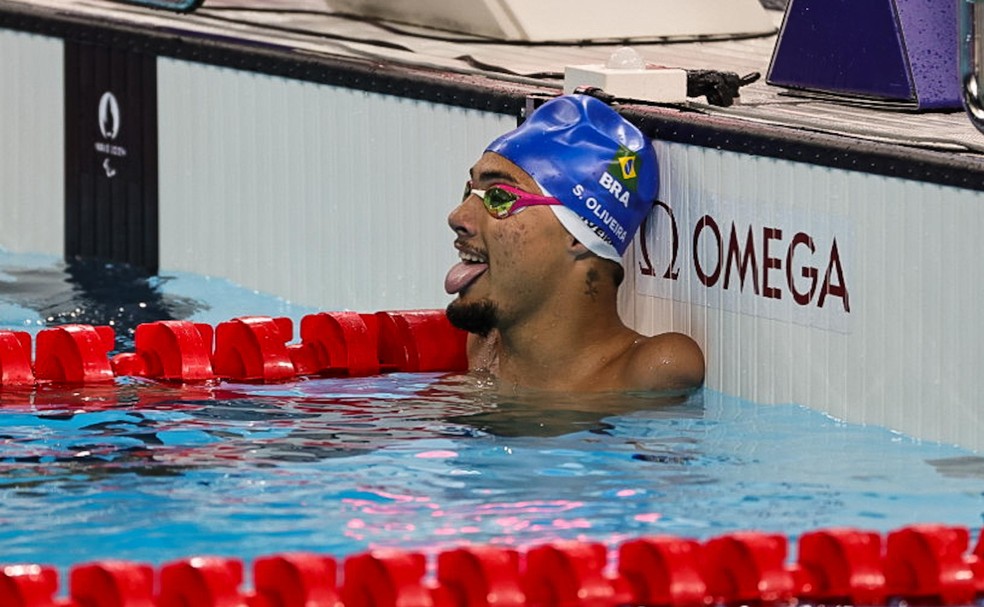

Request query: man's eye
[{"left": 485, "top": 188, "right": 516, "bottom": 212}]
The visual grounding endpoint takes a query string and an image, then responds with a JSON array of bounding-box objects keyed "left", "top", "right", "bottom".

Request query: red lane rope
[
  {"left": 0, "top": 310, "right": 469, "bottom": 388},
  {"left": 3, "top": 525, "right": 982, "bottom": 606}
]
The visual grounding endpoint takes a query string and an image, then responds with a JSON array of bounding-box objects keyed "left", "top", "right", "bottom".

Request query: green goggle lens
[{"left": 483, "top": 188, "right": 518, "bottom": 217}]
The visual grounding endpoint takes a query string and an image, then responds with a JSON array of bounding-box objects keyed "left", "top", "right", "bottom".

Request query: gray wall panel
[
  {"left": 622, "top": 140, "right": 984, "bottom": 451},
  {"left": 0, "top": 29, "right": 63, "bottom": 255},
  {"left": 158, "top": 59, "right": 514, "bottom": 311}
]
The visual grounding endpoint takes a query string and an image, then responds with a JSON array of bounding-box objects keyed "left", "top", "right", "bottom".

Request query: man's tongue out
[{"left": 445, "top": 261, "right": 488, "bottom": 294}]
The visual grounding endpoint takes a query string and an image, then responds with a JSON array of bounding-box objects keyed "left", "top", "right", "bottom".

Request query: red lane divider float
[
  {"left": 701, "top": 532, "right": 794, "bottom": 605},
  {"left": 300, "top": 312, "right": 380, "bottom": 377},
  {"left": 0, "top": 330, "right": 34, "bottom": 387},
  {"left": 618, "top": 536, "right": 705, "bottom": 607},
  {"left": 0, "top": 309, "right": 468, "bottom": 388},
  {"left": 36, "top": 325, "right": 116, "bottom": 384},
  {"left": 3, "top": 525, "right": 984, "bottom": 607},
  {"left": 112, "top": 320, "right": 215, "bottom": 382},
  {"left": 795, "top": 527, "right": 886, "bottom": 605},
  {"left": 437, "top": 546, "right": 524, "bottom": 607},
  {"left": 884, "top": 524, "right": 978, "bottom": 605},
  {"left": 212, "top": 316, "right": 298, "bottom": 383},
  {"left": 71, "top": 561, "right": 155, "bottom": 607}
]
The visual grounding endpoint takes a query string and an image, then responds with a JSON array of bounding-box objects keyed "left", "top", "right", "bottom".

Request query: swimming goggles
[{"left": 463, "top": 181, "right": 562, "bottom": 219}]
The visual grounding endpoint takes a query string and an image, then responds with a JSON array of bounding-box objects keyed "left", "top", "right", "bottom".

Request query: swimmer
[{"left": 444, "top": 94, "right": 704, "bottom": 393}]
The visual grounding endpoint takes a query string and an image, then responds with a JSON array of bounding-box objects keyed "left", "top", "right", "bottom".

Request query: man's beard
[{"left": 446, "top": 298, "right": 498, "bottom": 337}]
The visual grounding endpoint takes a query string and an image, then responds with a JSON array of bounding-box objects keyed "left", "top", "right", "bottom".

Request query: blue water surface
[{"left": 0, "top": 249, "right": 981, "bottom": 569}]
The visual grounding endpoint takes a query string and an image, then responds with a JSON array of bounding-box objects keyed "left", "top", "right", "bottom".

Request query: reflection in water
[
  {"left": 927, "top": 456, "right": 984, "bottom": 480},
  {"left": 0, "top": 373, "right": 695, "bottom": 472},
  {"left": 448, "top": 381, "right": 700, "bottom": 437},
  {"left": 0, "top": 257, "right": 205, "bottom": 351}
]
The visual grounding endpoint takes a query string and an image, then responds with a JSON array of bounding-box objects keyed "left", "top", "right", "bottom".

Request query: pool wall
[
  {"left": 620, "top": 143, "right": 984, "bottom": 451},
  {"left": 157, "top": 59, "right": 513, "bottom": 311},
  {"left": 0, "top": 28, "right": 63, "bottom": 255},
  {"left": 2, "top": 3, "right": 984, "bottom": 452}
]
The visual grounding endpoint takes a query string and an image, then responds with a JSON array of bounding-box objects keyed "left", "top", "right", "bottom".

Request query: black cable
[
  {"left": 453, "top": 55, "right": 562, "bottom": 80},
  {"left": 687, "top": 70, "right": 761, "bottom": 107}
]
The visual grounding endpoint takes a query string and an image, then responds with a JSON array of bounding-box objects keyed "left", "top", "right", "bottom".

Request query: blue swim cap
[{"left": 486, "top": 94, "right": 658, "bottom": 260}]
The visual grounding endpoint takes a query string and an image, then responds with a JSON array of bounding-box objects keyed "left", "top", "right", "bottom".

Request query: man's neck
[{"left": 492, "top": 287, "right": 637, "bottom": 390}]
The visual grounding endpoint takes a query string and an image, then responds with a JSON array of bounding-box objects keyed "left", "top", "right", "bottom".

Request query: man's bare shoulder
[{"left": 622, "top": 331, "right": 705, "bottom": 393}]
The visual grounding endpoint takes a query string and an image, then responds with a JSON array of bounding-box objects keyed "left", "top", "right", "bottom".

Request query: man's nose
[{"left": 448, "top": 195, "right": 483, "bottom": 236}]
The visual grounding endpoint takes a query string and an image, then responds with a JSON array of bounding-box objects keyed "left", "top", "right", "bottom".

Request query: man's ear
[{"left": 568, "top": 236, "right": 592, "bottom": 261}]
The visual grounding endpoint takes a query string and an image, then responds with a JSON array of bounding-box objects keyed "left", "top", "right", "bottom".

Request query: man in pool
[{"left": 444, "top": 94, "right": 704, "bottom": 392}]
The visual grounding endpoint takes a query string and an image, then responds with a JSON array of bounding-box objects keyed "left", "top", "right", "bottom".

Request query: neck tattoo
[{"left": 584, "top": 267, "right": 601, "bottom": 301}]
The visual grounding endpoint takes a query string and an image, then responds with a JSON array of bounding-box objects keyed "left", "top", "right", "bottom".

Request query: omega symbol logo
[{"left": 98, "top": 92, "right": 121, "bottom": 140}]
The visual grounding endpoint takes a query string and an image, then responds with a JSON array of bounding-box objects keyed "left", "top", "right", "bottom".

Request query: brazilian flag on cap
[{"left": 607, "top": 146, "right": 640, "bottom": 193}]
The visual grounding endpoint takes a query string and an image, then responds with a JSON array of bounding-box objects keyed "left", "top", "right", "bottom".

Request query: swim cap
[{"left": 486, "top": 94, "right": 658, "bottom": 261}]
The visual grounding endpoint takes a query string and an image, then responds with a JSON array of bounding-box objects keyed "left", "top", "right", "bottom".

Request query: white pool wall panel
[
  {"left": 158, "top": 58, "right": 514, "bottom": 311},
  {"left": 622, "top": 140, "right": 984, "bottom": 451},
  {"left": 0, "top": 29, "right": 63, "bottom": 256}
]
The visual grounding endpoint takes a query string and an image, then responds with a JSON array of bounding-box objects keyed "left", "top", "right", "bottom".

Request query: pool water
[{"left": 0, "top": 249, "right": 981, "bottom": 570}]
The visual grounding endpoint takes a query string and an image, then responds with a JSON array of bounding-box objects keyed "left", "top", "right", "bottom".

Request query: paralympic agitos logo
[
  {"left": 94, "top": 91, "right": 127, "bottom": 179},
  {"left": 636, "top": 199, "right": 852, "bottom": 330}
]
